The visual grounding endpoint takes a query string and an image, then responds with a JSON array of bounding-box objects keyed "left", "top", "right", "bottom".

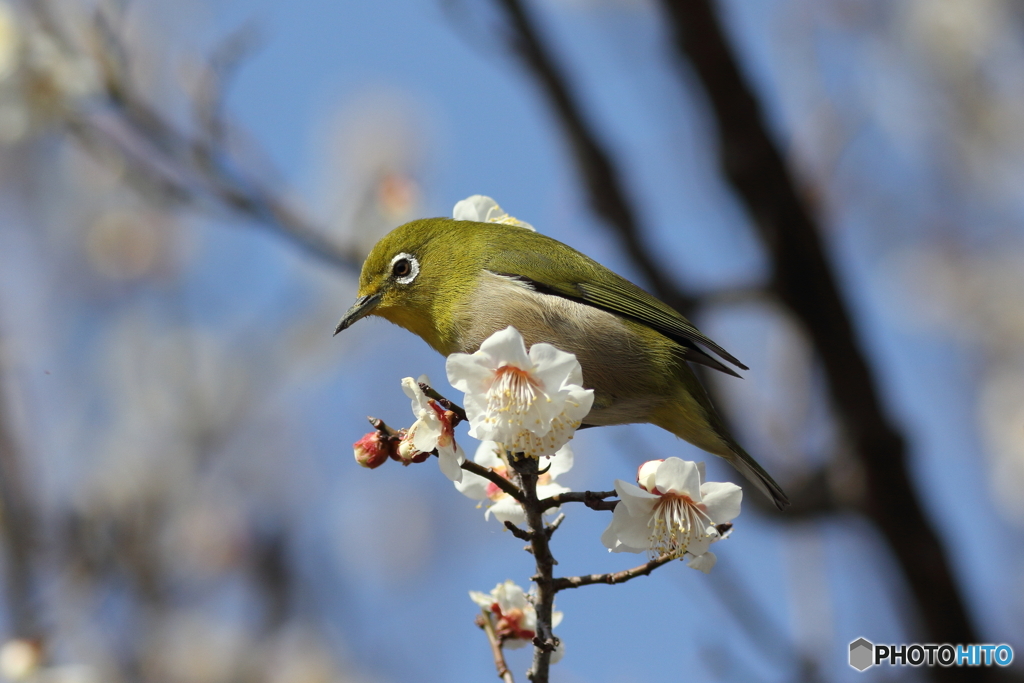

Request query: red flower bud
[{"left": 353, "top": 432, "right": 389, "bottom": 469}]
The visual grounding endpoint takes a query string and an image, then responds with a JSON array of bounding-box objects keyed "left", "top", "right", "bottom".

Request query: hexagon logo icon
[{"left": 849, "top": 638, "right": 874, "bottom": 671}]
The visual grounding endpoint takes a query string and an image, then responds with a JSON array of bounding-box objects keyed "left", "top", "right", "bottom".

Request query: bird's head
[{"left": 334, "top": 217, "right": 478, "bottom": 352}]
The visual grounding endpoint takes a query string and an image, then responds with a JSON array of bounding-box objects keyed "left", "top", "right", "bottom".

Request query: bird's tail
[
  {"left": 653, "top": 366, "right": 790, "bottom": 510},
  {"left": 724, "top": 442, "right": 790, "bottom": 510}
]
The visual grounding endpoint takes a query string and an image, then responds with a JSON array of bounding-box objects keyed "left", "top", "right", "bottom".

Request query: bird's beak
[{"left": 334, "top": 292, "right": 382, "bottom": 335}]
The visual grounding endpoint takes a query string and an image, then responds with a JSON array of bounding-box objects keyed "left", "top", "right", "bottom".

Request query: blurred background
[{"left": 0, "top": 0, "right": 1021, "bottom": 681}]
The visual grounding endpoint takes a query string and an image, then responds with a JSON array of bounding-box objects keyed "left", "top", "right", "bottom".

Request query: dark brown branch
[
  {"left": 544, "top": 513, "right": 565, "bottom": 539},
  {"left": 476, "top": 612, "right": 516, "bottom": 683},
  {"left": 538, "top": 490, "right": 617, "bottom": 512},
  {"left": 658, "top": 0, "right": 979, "bottom": 666},
  {"left": 503, "top": 521, "right": 532, "bottom": 541},
  {"left": 462, "top": 460, "right": 525, "bottom": 503},
  {"left": 508, "top": 455, "right": 558, "bottom": 683},
  {"left": 493, "top": 0, "right": 978, "bottom": 671},
  {"left": 493, "top": 0, "right": 695, "bottom": 315},
  {"left": 0, "top": 330, "right": 40, "bottom": 639},
  {"left": 461, "top": 460, "right": 525, "bottom": 503},
  {"left": 418, "top": 383, "right": 469, "bottom": 425},
  {"left": 553, "top": 553, "right": 675, "bottom": 591}
]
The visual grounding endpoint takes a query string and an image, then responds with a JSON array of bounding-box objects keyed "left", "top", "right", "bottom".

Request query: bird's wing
[{"left": 483, "top": 232, "right": 747, "bottom": 376}]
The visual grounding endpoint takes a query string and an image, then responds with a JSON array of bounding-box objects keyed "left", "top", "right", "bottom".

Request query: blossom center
[
  {"left": 487, "top": 365, "right": 542, "bottom": 420},
  {"left": 648, "top": 493, "right": 713, "bottom": 559},
  {"left": 491, "top": 605, "right": 535, "bottom": 642}
]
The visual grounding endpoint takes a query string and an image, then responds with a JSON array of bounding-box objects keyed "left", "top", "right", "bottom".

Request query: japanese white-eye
[{"left": 335, "top": 218, "right": 789, "bottom": 509}]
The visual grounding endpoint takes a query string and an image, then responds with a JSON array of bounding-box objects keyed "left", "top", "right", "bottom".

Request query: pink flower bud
[
  {"left": 636, "top": 459, "right": 664, "bottom": 493},
  {"left": 353, "top": 432, "right": 389, "bottom": 469}
]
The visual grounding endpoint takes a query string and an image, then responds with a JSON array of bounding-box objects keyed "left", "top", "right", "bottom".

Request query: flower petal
[
  {"left": 655, "top": 457, "right": 702, "bottom": 499},
  {"left": 453, "top": 195, "right": 499, "bottom": 222},
  {"left": 473, "top": 441, "right": 505, "bottom": 468},
  {"left": 613, "top": 479, "right": 659, "bottom": 517},
  {"left": 700, "top": 481, "right": 742, "bottom": 523},
  {"left": 469, "top": 590, "right": 493, "bottom": 609},
  {"left": 494, "top": 580, "right": 528, "bottom": 611},
  {"left": 445, "top": 352, "right": 495, "bottom": 397},
  {"left": 454, "top": 469, "right": 490, "bottom": 500},
  {"left": 410, "top": 417, "right": 441, "bottom": 452},
  {"left": 478, "top": 326, "right": 532, "bottom": 371},
  {"left": 637, "top": 460, "right": 663, "bottom": 492},
  {"left": 536, "top": 482, "right": 570, "bottom": 499},
  {"left": 487, "top": 496, "right": 526, "bottom": 527},
  {"left": 528, "top": 342, "right": 583, "bottom": 393},
  {"left": 686, "top": 551, "right": 717, "bottom": 574},
  {"left": 542, "top": 443, "right": 573, "bottom": 479},
  {"left": 401, "top": 376, "right": 429, "bottom": 413},
  {"left": 600, "top": 499, "right": 653, "bottom": 553},
  {"left": 438, "top": 442, "right": 466, "bottom": 483}
]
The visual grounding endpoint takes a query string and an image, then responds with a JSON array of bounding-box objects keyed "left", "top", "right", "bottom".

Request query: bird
[{"left": 334, "top": 217, "right": 789, "bottom": 509}]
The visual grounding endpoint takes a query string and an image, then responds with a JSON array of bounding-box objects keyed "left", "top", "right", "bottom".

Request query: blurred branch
[
  {"left": 657, "top": 0, "right": 979, "bottom": 662},
  {"left": 552, "top": 553, "right": 674, "bottom": 591},
  {"left": 490, "top": 0, "right": 980, "bottom": 668},
  {"left": 28, "top": 0, "right": 361, "bottom": 272},
  {"left": 475, "top": 611, "right": 516, "bottom": 683},
  {"left": 493, "top": 0, "right": 695, "bottom": 315},
  {"left": 0, "top": 331, "right": 40, "bottom": 640}
]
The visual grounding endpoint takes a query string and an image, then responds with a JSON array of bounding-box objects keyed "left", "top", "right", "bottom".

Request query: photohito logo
[{"left": 849, "top": 638, "right": 1014, "bottom": 671}]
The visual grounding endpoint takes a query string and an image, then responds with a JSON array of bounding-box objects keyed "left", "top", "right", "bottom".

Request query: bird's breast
[{"left": 453, "top": 271, "right": 677, "bottom": 426}]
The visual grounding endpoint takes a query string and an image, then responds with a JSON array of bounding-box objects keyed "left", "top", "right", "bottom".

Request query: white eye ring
[{"left": 390, "top": 252, "right": 419, "bottom": 285}]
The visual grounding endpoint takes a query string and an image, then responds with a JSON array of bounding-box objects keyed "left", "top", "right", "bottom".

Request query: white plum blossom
[
  {"left": 446, "top": 327, "right": 593, "bottom": 458},
  {"left": 453, "top": 195, "right": 535, "bottom": 231},
  {"left": 600, "top": 457, "right": 741, "bottom": 573},
  {"left": 400, "top": 376, "right": 466, "bottom": 482},
  {"left": 470, "top": 580, "right": 563, "bottom": 661},
  {"left": 456, "top": 440, "right": 573, "bottom": 526}
]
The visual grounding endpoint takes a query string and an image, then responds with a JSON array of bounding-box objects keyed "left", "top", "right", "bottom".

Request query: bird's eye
[
  {"left": 389, "top": 252, "right": 419, "bottom": 284},
  {"left": 392, "top": 258, "right": 411, "bottom": 277}
]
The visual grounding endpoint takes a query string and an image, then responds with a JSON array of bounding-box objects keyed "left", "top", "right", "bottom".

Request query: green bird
[{"left": 335, "top": 217, "right": 789, "bottom": 509}]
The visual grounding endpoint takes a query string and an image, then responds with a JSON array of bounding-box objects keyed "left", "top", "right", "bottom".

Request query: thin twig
[
  {"left": 369, "top": 409, "right": 524, "bottom": 502},
  {"left": 552, "top": 553, "right": 675, "bottom": 591},
  {"left": 476, "top": 612, "right": 516, "bottom": 683},
  {"left": 462, "top": 460, "right": 524, "bottom": 503},
  {"left": 503, "top": 521, "right": 531, "bottom": 541},
  {"left": 28, "top": 0, "right": 361, "bottom": 273},
  {"left": 418, "top": 383, "right": 469, "bottom": 424},
  {"left": 543, "top": 513, "right": 565, "bottom": 539},
  {"left": 538, "top": 490, "right": 617, "bottom": 512}
]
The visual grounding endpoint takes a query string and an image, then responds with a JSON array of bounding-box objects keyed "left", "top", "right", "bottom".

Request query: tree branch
[
  {"left": 418, "top": 383, "right": 469, "bottom": 425},
  {"left": 28, "top": 1, "right": 361, "bottom": 273},
  {"left": 0, "top": 330, "right": 40, "bottom": 639},
  {"left": 537, "top": 490, "right": 617, "bottom": 512},
  {"left": 492, "top": 0, "right": 696, "bottom": 315},
  {"left": 658, "top": 0, "right": 979, "bottom": 664},
  {"left": 553, "top": 553, "right": 675, "bottom": 591},
  {"left": 509, "top": 455, "right": 558, "bottom": 683},
  {"left": 492, "top": 0, "right": 979, "bottom": 671},
  {"left": 476, "top": 612, "right": 516, "bottom": 683}
]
